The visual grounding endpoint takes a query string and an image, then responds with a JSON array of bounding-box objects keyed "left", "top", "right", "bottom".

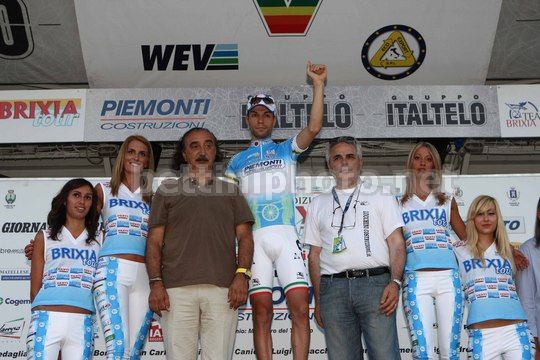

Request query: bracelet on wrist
[{"left": 391, "top": 278, "right": 402, "bottom": 288}]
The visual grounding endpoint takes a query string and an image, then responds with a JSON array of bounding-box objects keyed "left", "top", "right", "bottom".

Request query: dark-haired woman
[
  {"left": 517, "top": 198, "right": 540, "bottom": 359},
  {"left": 28, "top": 178, "right": 101, "bottom": 360}
]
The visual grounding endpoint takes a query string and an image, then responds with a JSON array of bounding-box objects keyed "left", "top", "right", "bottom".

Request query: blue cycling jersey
[{"left": 225, "top": 137, "right": 304, "bottom": 230}]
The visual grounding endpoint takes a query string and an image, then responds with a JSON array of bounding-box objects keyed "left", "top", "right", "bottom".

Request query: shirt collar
[
  {"left": 183, "top": 176, "right": 215, "bottom": 188},
  {"left": 250, "top": 137, "right": 274, "bottom": 147}
]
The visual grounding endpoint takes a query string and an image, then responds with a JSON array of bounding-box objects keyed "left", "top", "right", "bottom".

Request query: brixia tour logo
[{"left": 253, "top": 0, "right": 323, "bottom": 37}]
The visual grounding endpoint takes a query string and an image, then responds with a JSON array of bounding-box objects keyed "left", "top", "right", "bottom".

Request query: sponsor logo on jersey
[
  {"left": 243, "top": 159, "right": 286, "bottom": 175},
  {"left": 401, "top": 208, "right": 447, "bottom": 227},
  {"left": 109, "top": 198, "right": 150, "bottom": 215},
  {"left": 265, "top": 149, "right": 277, "bottom": 159},
  {"left": 51, "top": 248, "right": 98, "bottom": 267},
  {"left": 462, "top": 258, "right": 512, "bottom": 273}
]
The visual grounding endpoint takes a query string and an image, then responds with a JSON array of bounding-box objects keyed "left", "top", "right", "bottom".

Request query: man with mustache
[
  {"left": 225, "top": 62, "right": 327, "bottom": 359},
  {"left": 303, "top": 136, "right": 406, "bottom": 360},
  {"left": 146, "top": 128, "right": 255, "bottom": 360}
]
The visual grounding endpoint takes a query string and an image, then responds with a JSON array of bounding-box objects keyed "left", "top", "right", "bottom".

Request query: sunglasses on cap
[
  {"left": 329, "top": 136, "right": 357, "bottom": 145},
  {"left": 248, "top": 94, "right": 275, "bottom": 106}
]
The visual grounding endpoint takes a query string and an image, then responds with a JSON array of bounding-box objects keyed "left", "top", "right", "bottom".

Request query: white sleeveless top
[
  {"left": 454, "top": 241, "right": 527, "bottom": 326},
  {"left": 32, "top": 227, "right": 102, "bottom": 312},
  {"left": 399, "top": 192, "right": 457, "bottom": 271},
  {"left": 99, "top": 181, "right": 150, "bottom": 257}
]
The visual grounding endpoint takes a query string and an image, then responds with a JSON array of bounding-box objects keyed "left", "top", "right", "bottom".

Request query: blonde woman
[
  {"left": 454, "top": 195, "right": 534, "bottom": 359},
  {"left": 399, "top": 142, "right": 466, "bottom": 360},
  {"left": 92, "top": 135, "right": 154, "bottom": 359}
]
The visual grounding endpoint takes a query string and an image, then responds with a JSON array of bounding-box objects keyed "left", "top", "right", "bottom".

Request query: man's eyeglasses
[{"left": 331, "top": 198, "right": 359, "bottom": 229}]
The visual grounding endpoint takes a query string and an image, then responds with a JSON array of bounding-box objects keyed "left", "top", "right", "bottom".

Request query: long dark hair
[
  {"left": 534, "top": 199, "right": 540, "bottom": 247},
  {"left": 172, "top": 128, "right": 223, "bottom": 171},
  {"left": 47, "top": 178, "right": 99, "bottom": 244}
]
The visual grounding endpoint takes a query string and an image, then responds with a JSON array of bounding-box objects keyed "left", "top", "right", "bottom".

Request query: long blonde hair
[
  {"left": 401, "top": 142, "right": 447, "bottom": 206},
  {"left": 110, "top": 135, "right": 154, "bottom": 204},
  {"left": 465, "top": 195, "right": 515, "bottom": 270}
]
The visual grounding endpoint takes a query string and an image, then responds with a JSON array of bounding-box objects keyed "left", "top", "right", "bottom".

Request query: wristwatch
[
  {"left": 236, "top": 267, "right": 252, "bottom": 279},
  {"left": 391, "top": 278, "right": 403, "bottom": 288}
]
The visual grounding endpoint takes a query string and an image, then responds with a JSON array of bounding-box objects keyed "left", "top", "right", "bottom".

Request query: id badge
[{"left": 332, "top": 235, "right": 347, "bottom": 254}]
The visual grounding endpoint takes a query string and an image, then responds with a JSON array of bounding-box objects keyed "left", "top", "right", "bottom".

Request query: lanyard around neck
[{"left": 331, "top": 186, "right": 358, "bottom": 235}]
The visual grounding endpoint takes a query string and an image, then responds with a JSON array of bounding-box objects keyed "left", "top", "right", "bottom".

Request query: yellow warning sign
[{"left": 370, "top": 31, "right": 416, "bottom": 68}]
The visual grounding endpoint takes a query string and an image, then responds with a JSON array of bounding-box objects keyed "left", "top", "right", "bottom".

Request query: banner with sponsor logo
[
  {"left": 1, "top": 175, "right": 539, "bottom": 359},
  {"left": 0, "top": 0, "right": 87, "bottom": 84},
  {"left": 497, "top": 85, "right": 540, "bottom": 137},
  {"left": 74, "top": 0, "right": 500, "bottom": 88},
  {"left": 84, "top": 85, "right": 500, "bottom": 141},
  {"left": 0, "top": 90, "right": 86, "bottom": 143}
]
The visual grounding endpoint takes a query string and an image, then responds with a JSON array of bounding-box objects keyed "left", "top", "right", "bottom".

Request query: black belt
[{"left": 322, "top": 266, "right": 389, "bottom": 279}]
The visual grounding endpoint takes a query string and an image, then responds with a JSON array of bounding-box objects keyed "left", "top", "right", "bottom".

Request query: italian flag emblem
[{"left": 253, "top": 0, "right": 323, "bottom": 36}]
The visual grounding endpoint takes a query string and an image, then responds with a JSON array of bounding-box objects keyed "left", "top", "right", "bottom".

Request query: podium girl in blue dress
[
  {"left": 28, "top": 178, "right": 101, "bottom": 359},
  {"left": 454, "top": 195, "right": 534, "bottom": 359}
]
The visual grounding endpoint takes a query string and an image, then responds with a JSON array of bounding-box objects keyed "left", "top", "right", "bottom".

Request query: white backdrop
[
  {"left": 74, "top": 0, "right": 501, "bottom": 87},
  {"left": 0, "top": 174, "right": 538, "bottom": 359}
]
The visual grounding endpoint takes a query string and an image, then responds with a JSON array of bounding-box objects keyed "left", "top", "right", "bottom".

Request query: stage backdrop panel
[
  {"left": 1, "top": 174, "right": 538, "bottom": 359},
  {"left": 83, "top": 85, "right": 500, "bottom": 142},
  {"left": 74, "top": 0, "right": 501, "bottom": 88}
]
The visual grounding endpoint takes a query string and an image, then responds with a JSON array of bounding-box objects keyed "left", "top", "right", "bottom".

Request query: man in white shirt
[{"left": 303, "top": 136, "right": 406, "bottom": 360}]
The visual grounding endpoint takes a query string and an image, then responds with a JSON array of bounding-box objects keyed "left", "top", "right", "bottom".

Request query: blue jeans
[{"left": 319, "top": 272, "right": 401, "bottom": 360}]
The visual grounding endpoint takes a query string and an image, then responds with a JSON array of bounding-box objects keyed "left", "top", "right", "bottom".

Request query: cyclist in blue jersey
[{"left": 225, "top": 61, "right": 327, "bottom": 360}]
